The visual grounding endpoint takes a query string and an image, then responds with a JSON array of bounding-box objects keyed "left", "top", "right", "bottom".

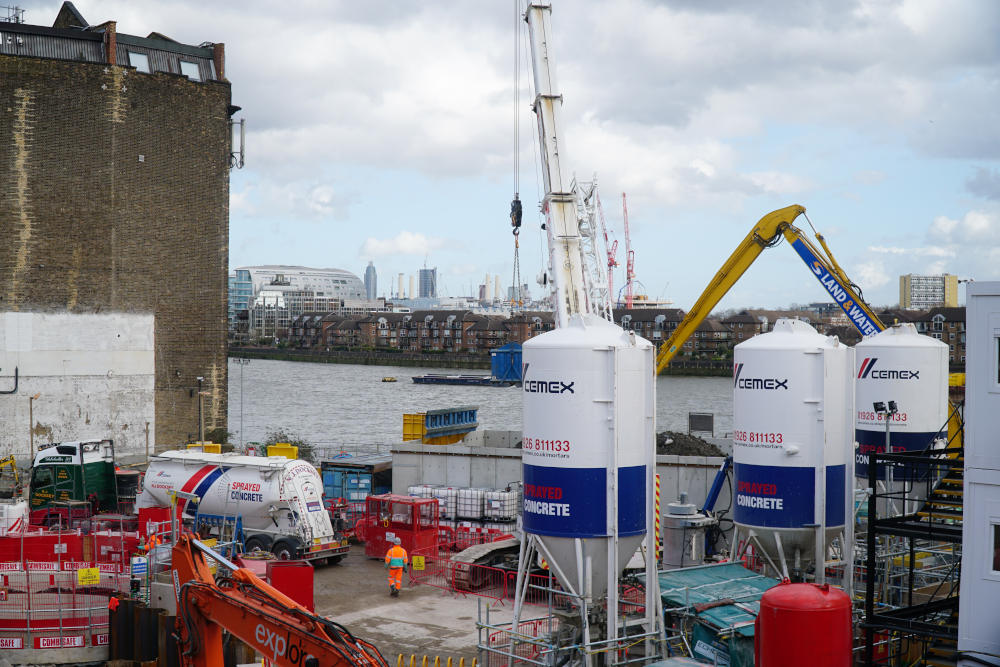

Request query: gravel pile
[{"left": 656, "top": 431, "right": 727, "bottom": 457}]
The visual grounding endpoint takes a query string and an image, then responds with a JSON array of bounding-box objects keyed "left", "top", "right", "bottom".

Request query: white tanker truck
[{"left": 137, "top": 450, "right": 349, "bottom": 563}]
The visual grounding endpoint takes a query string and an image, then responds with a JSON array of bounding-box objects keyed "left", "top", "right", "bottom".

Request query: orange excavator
[{"left": 172, "top": 532, "right": 388, "bottom": 667}]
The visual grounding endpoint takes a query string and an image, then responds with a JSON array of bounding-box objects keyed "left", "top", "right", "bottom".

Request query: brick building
[
  {"left": 915, "top": 307, "right": 967, "bottom": 369},
  {"left": 0, "top": 4, "right": 234, "bottom": 452}
]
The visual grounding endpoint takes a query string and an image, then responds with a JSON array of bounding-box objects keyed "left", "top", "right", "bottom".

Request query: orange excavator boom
[{"left": 172, "top": 532, "right": 387, "bottom": 667}]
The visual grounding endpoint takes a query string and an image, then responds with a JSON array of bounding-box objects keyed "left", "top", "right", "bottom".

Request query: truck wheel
[
  {"left": 272, "top": 539, "right": 299, "bottom": 561},
  {"left": 329, "top": 555, "right": 345, "bottom": 565},
  {"left": 245, "top": 536, "right": 271, "bottom": 554}
]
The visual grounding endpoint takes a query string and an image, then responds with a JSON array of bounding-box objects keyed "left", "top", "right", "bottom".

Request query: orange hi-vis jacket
[{"left": 385, "top": 545, "right": 408, "bottom": 569}]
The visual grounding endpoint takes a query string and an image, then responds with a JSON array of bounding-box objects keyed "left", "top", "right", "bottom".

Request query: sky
[{"left": 28, "top": 0, "right": 1000, "bottom": 310}]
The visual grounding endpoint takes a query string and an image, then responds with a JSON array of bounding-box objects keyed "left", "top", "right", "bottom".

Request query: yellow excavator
[
  {"left": 653, "top": 204, "right": 962, "bottom": 448},
  {"left": 654, "top": 204, "right": 882, "bottom": 371}
]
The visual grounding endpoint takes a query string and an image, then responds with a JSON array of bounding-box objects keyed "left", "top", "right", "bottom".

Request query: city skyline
[{"left": 77, "top": 0, "right": 996, "bottom": 310}]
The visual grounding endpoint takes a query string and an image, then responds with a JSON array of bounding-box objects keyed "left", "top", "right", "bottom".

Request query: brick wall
[{"left": 0, "top": 55, "right": 230, "bottom": 450}]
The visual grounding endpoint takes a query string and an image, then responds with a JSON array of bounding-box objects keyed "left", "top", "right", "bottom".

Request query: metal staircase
[{"left": 863, "top": 447, "right": 964, "bottom": 667}]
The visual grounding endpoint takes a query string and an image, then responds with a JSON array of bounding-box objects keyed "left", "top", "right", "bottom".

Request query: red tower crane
[{"left": 623, "top": 192, "right": 635, "bottom": 309}]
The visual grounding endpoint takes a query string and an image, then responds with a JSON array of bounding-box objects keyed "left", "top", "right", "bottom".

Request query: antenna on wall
[{"left": 229, "top": 118, "right": 245, "bottom": 169}]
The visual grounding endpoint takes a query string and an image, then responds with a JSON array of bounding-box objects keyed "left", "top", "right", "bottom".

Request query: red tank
[{"left": 755, "top": 581, "right": 852, "bottom": 666}]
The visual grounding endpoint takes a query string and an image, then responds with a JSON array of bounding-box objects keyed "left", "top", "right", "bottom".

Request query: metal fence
[{"left": 0, "top": 569, "right": 129, "bottom": 649}]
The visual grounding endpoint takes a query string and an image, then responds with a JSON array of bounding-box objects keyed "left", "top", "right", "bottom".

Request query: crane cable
[{"left": 509, "top": 0, "right": 523, "bottom": 310}]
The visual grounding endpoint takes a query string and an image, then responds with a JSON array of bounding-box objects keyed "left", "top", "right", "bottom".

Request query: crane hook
[{"left": 510, "top": 195, "right": 522, "bottom": 233}]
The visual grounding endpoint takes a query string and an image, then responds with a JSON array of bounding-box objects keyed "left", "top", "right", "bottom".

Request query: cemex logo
[
  {"left": 733, "top": 363, "right": 788, "bottom": 390},
  {"left": 522, "top": 362, "right": 575, "bottom": 394},
  {"left": 857, "top": 358, "right": 919, "bottom": 380}
]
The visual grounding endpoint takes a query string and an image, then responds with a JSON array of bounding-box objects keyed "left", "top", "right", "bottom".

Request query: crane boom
[
  {"left": 525, "top": 3, "right": 590, "bottom": 327},
  {"left": 623, "top": 192, "right": 635, "bottom": 309},
  {"left": 654, "top": 204, "right": 884, "bottom": 374}
]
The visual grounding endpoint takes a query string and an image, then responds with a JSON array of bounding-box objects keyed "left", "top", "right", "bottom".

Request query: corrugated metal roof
[
  {"left": 0, "top": 19, "right": 218, "bottom": 82},
  {"left": 0, "top": 24, "right": 103, "bottom": 62}
]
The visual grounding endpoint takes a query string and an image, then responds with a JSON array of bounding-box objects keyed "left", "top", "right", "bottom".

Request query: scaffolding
[{"left": 860, "top": 448, "right": 963, "bottom": 666}]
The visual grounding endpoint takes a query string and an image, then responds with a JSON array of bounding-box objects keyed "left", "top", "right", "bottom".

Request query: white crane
[{"left": 524, "top": 4, "right": 592, "bottom": 328}]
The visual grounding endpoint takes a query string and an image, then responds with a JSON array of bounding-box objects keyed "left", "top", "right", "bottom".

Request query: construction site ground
[{"left": 314, "top": 544, "right": 514, "bottom": 663}]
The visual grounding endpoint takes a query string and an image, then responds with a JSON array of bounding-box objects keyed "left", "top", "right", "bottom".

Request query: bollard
[
  {"left": 422, "top": 656, "right": 428, "bottom": 667},
  {"left": 397, "top": 655, "right": 404, "bottom": 667},
  {"left": 447, "top": 658, "right": 453, "bottom": 667},
  {"left": 410, "top": 655, "right": 416, "bottom": 667},
  {"left": 434, "top": 658, "right": 440, "bottom": 667}
]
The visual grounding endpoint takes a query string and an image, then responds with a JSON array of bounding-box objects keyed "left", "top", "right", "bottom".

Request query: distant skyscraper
[
  {"left": 899, "top": 273, "right": 958, "bottom": 309},
  {"left": 419, "top": 267, "right": 437, "bottom": 298},
  {"left": 364, "top": 261, "right": 377, "bottom": 300}
]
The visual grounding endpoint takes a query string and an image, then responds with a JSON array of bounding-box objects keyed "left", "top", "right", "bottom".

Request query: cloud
[
  {"left": 929, "top": 210, "right": 1000, "bottom": 244},
  {"left": 448, "top": 263, "right": 479, "bottom": 277},
  {"left": 853, "top": 261, "right": 891, "bottom": 289},
  {"left": 868, "top": 245, "right": 955, "bottom": 257},
  {"left": 967, "top": 167, "right": 1000, "bottom": 201},
  {"left": 360, "top": 231, "right": 446, "bottom": 258},
  {"left": 230, "top": 186, "right": 255, "bottom": 216}
]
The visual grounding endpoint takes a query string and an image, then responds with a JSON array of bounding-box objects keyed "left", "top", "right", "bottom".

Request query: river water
[{"left": 227, "top": 359, "right": 733, "bottom": 454}]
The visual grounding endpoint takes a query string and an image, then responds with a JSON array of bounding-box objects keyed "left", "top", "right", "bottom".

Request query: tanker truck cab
[
  {"left": 137, "top": 451, "right": 348, "bottom": 564},
  {"left": 29, "top": 439, "right": 118, "bottom": 526},
  {"left": 279, "top": 462, "right": 342, "bottom": 561}
]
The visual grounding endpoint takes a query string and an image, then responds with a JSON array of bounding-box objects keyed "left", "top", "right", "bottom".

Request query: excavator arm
[
  {"left": 172, "top": 533, "right": 387, "bottom": 667},
  {"left": 654, "top": 204, "right": 884, "bottom": 374}
]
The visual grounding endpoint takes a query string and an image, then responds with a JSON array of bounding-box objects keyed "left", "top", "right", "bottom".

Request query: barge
[{"left": 411, "top": 373, "right": 514, "bottom": 386}]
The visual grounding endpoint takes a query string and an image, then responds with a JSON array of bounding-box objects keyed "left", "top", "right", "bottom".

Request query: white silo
[
  {"left": 854, "top": 323, "right": 949, "bottom": 480},
  {"left": 732, "top": 318, "right": 853, "bottom": 579},
  {"left": 521, "top": 313, "right": 653, "bottom": 600}
]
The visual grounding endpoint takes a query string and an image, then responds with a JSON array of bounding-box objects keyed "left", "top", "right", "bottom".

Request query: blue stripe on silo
[
  {"left": 617, "top": 465, "right": 646, "bottom": 536},
  {"left": 735, "top": 463, "right": 847, "bottom": 528},
  {"left": 826, "top": 464, "right": 845, "bottom": 527},
  {"left": 854, "top": 429, "right": 944, "bottom": 479},
  {"left": 734, "top": 463, "right": 815, "bottom": 528},
  {"left": 523, "top": 464, "right": 606, "bottom": 537}
]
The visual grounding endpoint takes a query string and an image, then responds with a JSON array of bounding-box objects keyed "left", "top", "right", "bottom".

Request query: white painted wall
[{"left": 0, "top": 312, "right": 155, "bottom": 461}]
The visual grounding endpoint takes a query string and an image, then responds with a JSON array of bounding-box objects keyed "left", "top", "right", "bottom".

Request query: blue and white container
[
  {"left": 732, "top": 319, "right": 853, "bottom": 569},
  {"left": 854, "top": 323, "right": 948, "bottom": 480},
  {"left": 522, "top": 313, "right": 653, "bottom": 598}
]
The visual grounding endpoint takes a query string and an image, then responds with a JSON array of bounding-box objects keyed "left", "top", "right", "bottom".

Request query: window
[
  {"left": 129, "top": 51, "right": 150, "bottom": 73},
  {"left": 994, "top": 524, "right": 1000, "bottom": 573},
  {"left": 179, "top": 60, "right": 201, "bottom": 81},
  {"left": 949, "top": 332, "right": 955, "bottom": 340}
]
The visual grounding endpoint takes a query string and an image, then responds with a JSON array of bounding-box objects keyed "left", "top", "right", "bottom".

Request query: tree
[{"left": 263, "top": 429, "right": 316, "bottom": 463}]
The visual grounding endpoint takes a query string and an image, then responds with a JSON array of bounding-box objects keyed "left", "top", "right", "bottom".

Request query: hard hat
[{"left": 394, "top": 537, "right": 401, "bottom": 545}]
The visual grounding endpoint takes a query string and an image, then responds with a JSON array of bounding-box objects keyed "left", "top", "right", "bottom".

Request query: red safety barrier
[
  {"left": 619, "top": 584, "right": 646, "bottom": 615},
  {"left": 408, "top": 537, "right": 572, "bottom": 608},
  {"left": 486, "top": 617, "right": 560, "bottom": 667}
]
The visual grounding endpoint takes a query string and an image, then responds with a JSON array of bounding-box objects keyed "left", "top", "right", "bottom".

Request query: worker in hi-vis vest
[{"left": 384, "top": 537, "right": 409, "bottom": 597}]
